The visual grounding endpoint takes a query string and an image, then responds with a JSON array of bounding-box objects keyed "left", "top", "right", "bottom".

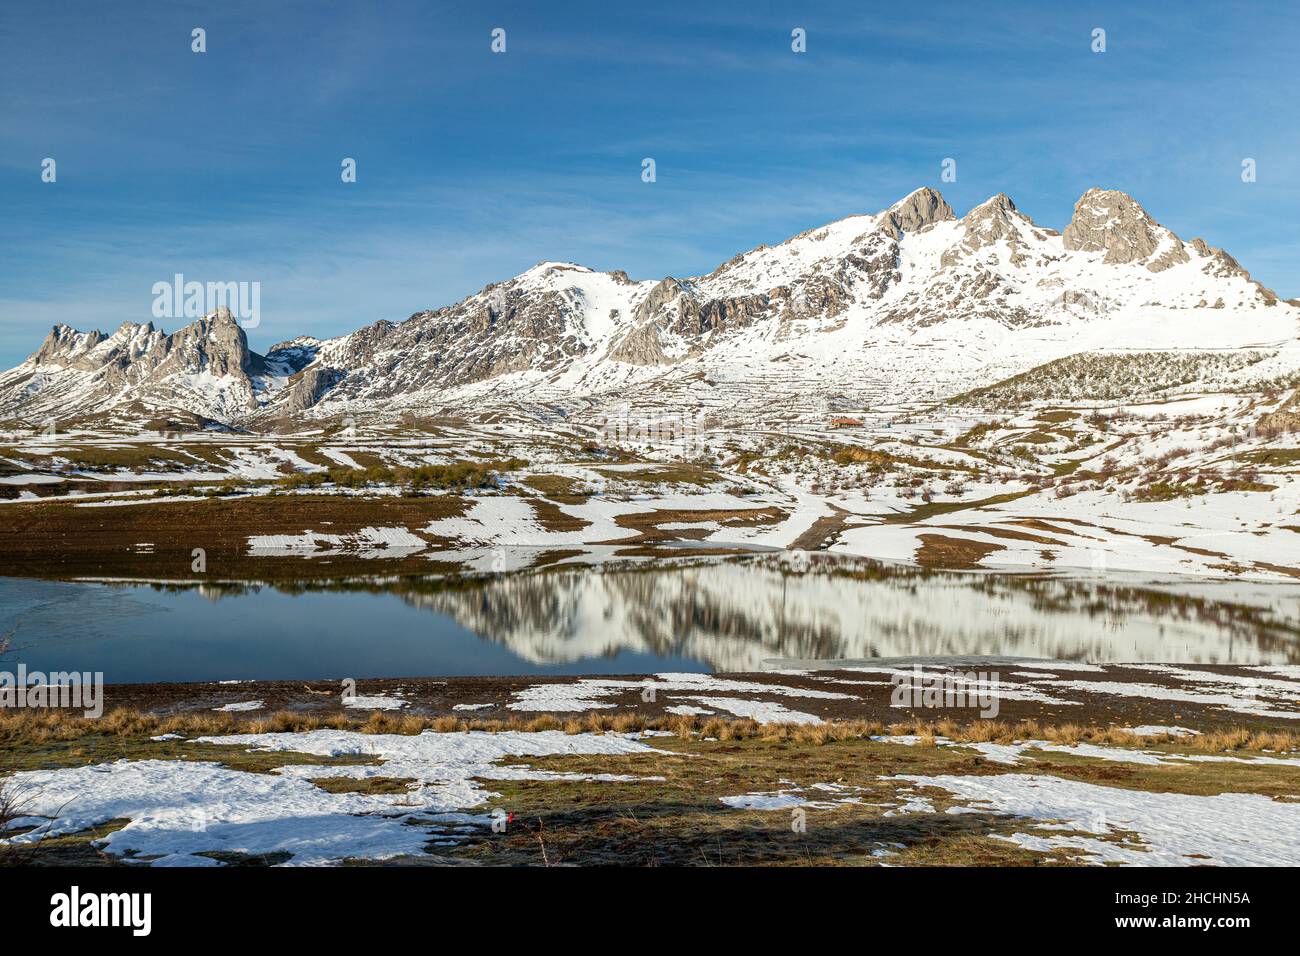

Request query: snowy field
[
  {"left": 6, "top": 720, "right": 1300, "bottom": 867},
  {"left": 5, "top": 363, "right": 1300, "bottom": 584}
]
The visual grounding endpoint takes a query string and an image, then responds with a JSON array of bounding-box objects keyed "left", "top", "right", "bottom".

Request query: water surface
[{"left": 2, "top": 554, "right": 1297, "bottom": 682}]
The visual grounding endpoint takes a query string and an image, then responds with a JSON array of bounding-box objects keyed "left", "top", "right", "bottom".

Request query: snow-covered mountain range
[{"left": 3, "top": 187, "right": 1297, "bottom": 427}]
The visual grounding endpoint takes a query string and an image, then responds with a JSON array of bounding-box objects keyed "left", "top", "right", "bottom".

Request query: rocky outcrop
[
  {"left": 941, "top": 193, "right": 1035, "bottom": 268},
  {"left": 33, "top": 326, "right": 107, "bottom": 368},
  {"left": 282, "top": 365, "right": 345, "bottom": 412},
  {"left": 608, "top": 321, "right": 669, "bottom": 365},
  {"left": 1189, "top": 238, "right": 1279, "bottom": 303},
  {"left": 631, "top": 277, "right": 687, "bottom": 328},
  {"left": 32, "top": 309, "right": 253, "bottom": 382},
  {"left": 880, "top": 187, "right": 955, "bottom": 238},
  {"left": 159, "top": 309, "right": 255, "bottom": 378},
  {"left": 2, "top": 308, "right": 261, "bottom": 421},
  {"left": 1062, "top": 188, "right": 1164, "bottom": 265},
  {"left": 1257, "top": 388, "right": 1300, "bottom": 434},
  {"left": 609, "top": 278, "right": 773, "bottom": 364}
]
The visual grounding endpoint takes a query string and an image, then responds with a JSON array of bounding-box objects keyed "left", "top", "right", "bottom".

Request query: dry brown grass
[
  {"left": 875, "top": 718, "right": 1300, "bottom": 755},
  {"left": 0, "top": 770, "right": 39, "bottom": 866},
  {"left": 2, "top": 707, "right": 1296, "bottom": 755},
  {"left": 0, "top": 775, "right": 25, "bottom": 831}
]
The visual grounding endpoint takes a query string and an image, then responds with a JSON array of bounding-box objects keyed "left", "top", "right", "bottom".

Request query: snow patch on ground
[
  {"left": 721, "top": 792, "right": 809, "bottom": 810},
  {"left": 1121, "top": 725, "right": 1201, "bottom": 737},
  {"left": 504, "top": 672, "right": 854, "bottom": 716},
  {"left": 212, "top": 700, "right": 263, "bottom": 713},
  {"left": 247, "top": 526, "right": 426, "bottom": 558},
  {"left": 688, "top": 696, "right": 823, "bottom": 724},
  {"left": 3, "top": 730, "right": 660, "bottom": 866},
  {"left": 962, "top": 739, "right": 1300, "bottom": 768},
  {"left": 342, "top": 694, "right": 406, "bottom": 711},
  {"left": 894, "top": 771, "right": 1300, "bottom": 865}
]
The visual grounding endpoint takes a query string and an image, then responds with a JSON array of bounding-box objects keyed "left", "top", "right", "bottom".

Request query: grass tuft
[{"left": 1, "top": 708, "right": 1296, "bottom": 756}]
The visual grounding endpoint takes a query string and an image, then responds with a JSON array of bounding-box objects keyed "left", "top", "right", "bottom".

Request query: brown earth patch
[
  {"left": 914, "top": 534, "right": 1005, "bottom": 569},
  {"left": 0, "top": 493, "right": 470, "bottom": 580},
  {"left": 605, "top": 505, "right": 785, "bottom": 544},
  {"left": 790, "top": 507, "right": 855, "bottom": 551},
  {"left": 932, "top": 524, "right": 1063, "bottom": 546},
  {"left": 8, "top": 665, "right": 1300, "bottom": 739},
  {"left": 523, "top": 497, "right": 591, "bottom": 533},
  {"left": 1007, "top": 518, "right": 1099, "bottom": 540}
]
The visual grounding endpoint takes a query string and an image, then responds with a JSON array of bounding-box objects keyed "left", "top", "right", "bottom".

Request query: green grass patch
[
  {"left": 278, "top": 460, "right": 500, "bottom": 492},
  {"left": 311, "top": 776, "right": 417, "bottom": 795},
  {"left": 1237, "top": 448, "right": 1300, "bottom": 468},
  {"left": 595, "top": 465, "right": 721, "bottom": 486},
  {"left": 521, "top": 474, "right": 587, "bottom": 500},
  {"left": 1035, "top": 410, "right": 1078, "bottom": 424}
]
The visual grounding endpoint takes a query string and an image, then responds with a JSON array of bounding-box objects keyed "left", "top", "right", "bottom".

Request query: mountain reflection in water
[
  {"left": 389, "top": 553, "right": 1300, "bottom": 668},
  {"left": 6, "top": 553, "right": 1294, "bottom": 682}
]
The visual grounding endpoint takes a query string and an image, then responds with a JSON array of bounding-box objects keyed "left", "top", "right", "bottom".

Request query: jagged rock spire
[
  {"left": 883, "top": 187, "right": 955, "bottom": 236},
  {"left": 1063, "top": 188, "right": 1165, "bottom": 264}
]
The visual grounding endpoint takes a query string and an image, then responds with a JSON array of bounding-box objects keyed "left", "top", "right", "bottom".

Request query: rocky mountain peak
[
  {"left": 18, "top": 310, "right": 259, "bottom": 417},
  {"left": 883, "top": 187, "right": 955, "bottom": 236},
  {"left": 970, "top": 192, "right": 1017, "bottom": 215},
  {"left": 33, "top": 325, "right": 99, "bottom": 366},
  {"left": 960, "top": 192, "right": 1025, "bottom": 235},
  {"left": 936, "top": 192, "right": 1036, "bottom": 267},
  {"left": 1062, "top": 188, "right": 1168, "bottom": 265}
]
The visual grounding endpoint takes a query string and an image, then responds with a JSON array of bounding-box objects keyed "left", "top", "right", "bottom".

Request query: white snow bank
[
  {"left": 247, "top": 526, "right": 426, "bottom": 558},
  {"left": 342, "top": 695, "right": 406, "bottom": 711},
  {"left": 505, "top": 672, "right": 854, "bottom": 713},
  {"left": 894, "top": 771, "right": 1300, "bottom": 865},
  {"left": 4, "top": 730, "right": 660, "bottom": 867}
]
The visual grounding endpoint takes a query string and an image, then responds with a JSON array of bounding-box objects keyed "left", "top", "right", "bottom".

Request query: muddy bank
[{"left": 81, "top": 663, "right": 1300, "bottom": 734}]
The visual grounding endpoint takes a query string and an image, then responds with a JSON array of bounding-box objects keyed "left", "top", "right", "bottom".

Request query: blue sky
[{"left": 1, "top": 1, "right": 1297, "bottom": 366}]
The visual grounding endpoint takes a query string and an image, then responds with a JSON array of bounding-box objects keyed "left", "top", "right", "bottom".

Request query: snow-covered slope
[
  {"left": 0, "top": 310, "right": 304, "bottom": 424},
  {"left": 2, "top": 188, "right": 1297, "bottom": 427}
]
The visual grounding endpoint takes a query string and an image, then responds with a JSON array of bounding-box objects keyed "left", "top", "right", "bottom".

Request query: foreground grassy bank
[
  {"left": 4, "top": 708, "right": 1300, "bottom": 867},
  {"left": 5, "top": 707, "right": 1299, "bottom": 757}
]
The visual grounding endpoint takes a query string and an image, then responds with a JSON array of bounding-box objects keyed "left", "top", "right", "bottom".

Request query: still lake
[{"left": 2, "top": 553, "right": 1297, "bottom": 683}]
